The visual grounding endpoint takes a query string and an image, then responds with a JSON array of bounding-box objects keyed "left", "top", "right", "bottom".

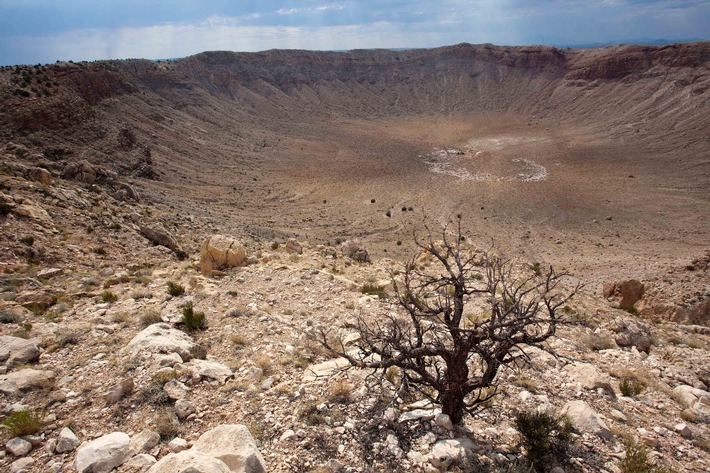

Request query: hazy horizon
[{"left": 1, "top": 1, "right": 709, "bottom": 66}]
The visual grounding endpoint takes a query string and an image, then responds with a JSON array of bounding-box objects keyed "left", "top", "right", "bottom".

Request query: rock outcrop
[{"left": 200, "top": 235, "right": 247, "bottom": 276}]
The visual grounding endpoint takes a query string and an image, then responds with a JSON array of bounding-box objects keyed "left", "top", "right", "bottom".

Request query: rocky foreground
[{"left": 1, "top": 141, "right": 709, "bottom": 473}]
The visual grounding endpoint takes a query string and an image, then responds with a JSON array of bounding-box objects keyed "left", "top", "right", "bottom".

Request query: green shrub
[
  {"left": 515, "top": 410, "right": 572, "bottom": 472},
  {"left": 0, "top": 310, "right": 22, "bottom": 324},
  {"left": 166, "top": 281, "right": 185, "bottom": 297},
  {"left": 20, "top": 236, "right": 34, "bottom": 246},
  {"left": 361, "top": 283, "right": 386, "bottom": 298},
  {"left": 101, "top": 291, "right": 118, "bottom": 303},
  {"left": 181, "top": 302, "right": 206, "bottom": 331},
  {"left": 620, "top": 377, "right": 645, "bottom": 397},
  {"left": 2, "top": 409, "right": 44, "bottom": 437},
  {"left": 620, "top": 437, "right": 678, "bottom": 473}
]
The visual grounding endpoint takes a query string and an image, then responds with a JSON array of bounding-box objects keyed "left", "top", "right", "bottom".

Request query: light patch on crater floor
[{"left": 423, "top": 136, "right": 550, "bottom": 182}]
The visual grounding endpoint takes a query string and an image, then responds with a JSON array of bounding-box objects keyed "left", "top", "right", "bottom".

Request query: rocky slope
[
  {"left": 0, "top": 42, "right": 709, "bottom": 472},
  {"left": 0, "top": 142, "right": 709, "bottom": 472}
]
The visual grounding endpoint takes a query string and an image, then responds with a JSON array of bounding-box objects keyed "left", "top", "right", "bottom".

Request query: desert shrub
[
  {"left": 620, "top": 377, "right": 645, "bottom": 397},
  {"left": 226, "top": 306, "right": 250, "bottom": 318},
  {"left": 92, "top": 246, "right": 106, "bottom": 255},
  {"left": 139, "top": 308, "right": 162, "bottom": 327},
  {"left": 515, "top": 410, "right": 573, "bottom": 472},
  {"left": 582, "top": 332, "right": 617, "bottom": 351},
  {"left": 360, "top": 283, "right": 386, "bottom": 298},
  {"left": 530, "top": 262, "right": 541, "bottom": 276},
  {"left": 321, "top": 220, "right": 578, "bottom": 424},
  {"left": 153, "top": 369, "right": 180, "bottom": 385},
  {"left": 2, "top": 409, "right": 44, "bottom": 437},
  {"left": 254, "top": 355, "right": 274, "bottom": 376},
  {"left": 299, "top": 401, "right": 326, "bottom": 426},
  {"left": 181, "top": 301, "right": 206, "bottom": 331},
  {"left": 20, "top": 236, "right": 34, "bottom": 246},
  {"left": 620, "top": 437, "right": 678, "bottom": 473},
  {"left": 0, "top": 310, "right": 21, "bottom": 324},
  {"left": 328, "top": 380, "right": 354, "bottom": 403},
  {"left": 154, "top": 409, "right": 180, "bottom": 440},
  {"left": 101, "top": 291, "right": 118, "bottom": 303},
  {"left": 166, "top": 281, "right": 185, "bottom": 297},
  {"left": 230, "top": 333, "right": 248, "bottom": 347}
]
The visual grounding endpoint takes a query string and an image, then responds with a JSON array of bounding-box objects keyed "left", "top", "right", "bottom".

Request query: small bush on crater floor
[
  {"left": 139, "top": 309, "right": 163, "bottom": 327},
  {"left": 620, "top": 436, "right": 678, "bottom": 473},
  {"left": 620, "top": 377, "right": 645, "bottom": 397},
  {"left": 154, "top": 409, "right": 180, "bottom": 440},
  {"left": 360, "top": 283, "right": 386, "bottom": 298}
]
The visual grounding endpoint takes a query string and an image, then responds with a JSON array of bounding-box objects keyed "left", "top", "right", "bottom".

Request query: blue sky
[{"left": 1, "top": 1, "right": 708, "bottom": 65}]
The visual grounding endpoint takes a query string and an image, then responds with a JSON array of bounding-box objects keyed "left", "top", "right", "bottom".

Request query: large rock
[
  {"left": 139, "top": 224, "right": 183, "bottom": 255},
  {"left": 10, "top": 457, "right": 34, "bottom": 473},
  {"left": 200, "top": 235, "right": 247, "bottom": 276},
  {"left": 63, "top": 160, "right": 97, "bottom": 184},
  {"left": 428, "top": 438, "right": 476, "bottom": 469},
  {"left": 128, "top": 429, "right": 160, "bottom": 457},
  {"left": 560, "top": 401, "right": 611, "bottom": 438},
  {"left": 74, "top": 432, "right": 130, "bottom": 473},
  {"left": 302, "top": 357, "right": 350, "bottom": 382},
  {"left": 192, "top": 424, "right": 266, "bottom": 473},
  {"left": 603, "top": 280, "right": 644, "bottom": 309},
  {"left": 122, "top": 323, "right": 196, "bottom": 362},
  {"left": 15, "top": 289, "right": 57, "bottom": 312},
  {"left": 55, "top": 427, "right": 81, "bottom": 453},
  {"left": 565, "top": 362, "right": 608, "bottom": 389},
  {"left": 146, "top": 450, "right": 231, "bottom": 473},
  {"left": 185, "top": 358, "right": 233, "bottom": 383},
  {"left": 609, "top": 317, "right": 653, "bottom": 353},
  {"left": 0, "top": 369, "right": 55, "bottom": 395},
  {"left": 0, "top": 336, "right": 41, "bottom": 368},
  {"left": 6, "top": 437, "right": 32, "bottom": 456},
  {"left": 672, "top": 385, "right": 710, "bottom": 414}
]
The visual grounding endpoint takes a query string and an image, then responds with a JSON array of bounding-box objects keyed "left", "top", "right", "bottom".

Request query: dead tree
[{"left": 320, "top": 220, "right": 579, "bottom": 424}]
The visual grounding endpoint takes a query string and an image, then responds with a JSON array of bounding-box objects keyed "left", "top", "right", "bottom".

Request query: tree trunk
[{"left": 441, "top": 356, "right": 469, "bottom": 424}]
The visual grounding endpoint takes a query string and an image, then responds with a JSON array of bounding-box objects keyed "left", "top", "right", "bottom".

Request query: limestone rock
[
  {"left": 192, "top": 424, "right": 266, "bottom": 473},
  {"left": 139, "top": 224, "right": 183, "bottom": 255},
  {"left": 0, "top": 336, "right": 41, "bottom": 368},
  {"left": 128, "top": 429, "right": 160, "bottom": 457},
  {"left": 74, "top": 432, "right": 130, "bottom": 473},
  {"left": 284, "top": 239, "right": 303, "bottom": 254},
  {"left": 0, "top": 369, "right": 55, "bottom": 395},
  {"left": 185, "top": 358, "right": 233, "bottom": 383},
  {"left": 175, "top": 399, "right": 197, "bottom": 420},
  {"left": 37, "top": 268, "right": 63, "bottom": 279},
  {"left": 63, "top": 160, "right": 97, "bottom": 184},
  {"left": 302, "top": 358, "right": 350, "bottom": 382},
  {"left": 15, "top": 289, "right": 57, "bottom": 312},
  {"left": 104, "top": 378, "right": 134, "bottom": 405},
  {"left": 122, "top": 323, "right": 196, "bottom": 362},
  {"left": 164, "top": 379, "right": 190, "bottom": 401},
  {"left": 672, "top": 385, "right": 710, "bottom": 413},
  {"left": 9, "top": 457, "right": 35, "bottom": 473},
  {"left": 146, "top": 450, "right": 231, "bottom": 473},
  {"left": 6, "top": 437, "right": 32, "bottom": 456},
  {"left": 200, "top": 235, "right": 247, "bottom": 276},
  {"left": 603, "top": 280, "right": 644, "bottom": 309},
  {"left": 123, "top": 454, "right": 156, "bottom": 472},
  {"left": 55, "top": 427, "right": 80, "bottom": 453},
  {"left": 560, "top": 401, "right": 611, "bottom": 438},
  {"left": 565, "top": 362, "right": 607, "bottom": 389},
  {"left": 609, "top": 317, "right": 653, "bottom": 353},
  {"left": 428, "top": 438, "right": 475, "bottom": 469},
  {"left": 168, "top": 437, "right": 189, "bottom": 453}
]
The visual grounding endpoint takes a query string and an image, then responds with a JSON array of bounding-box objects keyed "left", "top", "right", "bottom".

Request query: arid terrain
[{"left": 0, "top": 42, "right": 709, "bottom": 472}]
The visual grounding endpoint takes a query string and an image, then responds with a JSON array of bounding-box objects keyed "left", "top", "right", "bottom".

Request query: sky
[{"left": 0, "top": 0, "right": 708, "bottom": 66}]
